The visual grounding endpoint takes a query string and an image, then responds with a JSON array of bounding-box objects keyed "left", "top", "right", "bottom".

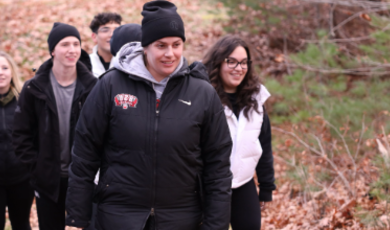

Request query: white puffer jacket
[
  {"left": 89, "top": 45, "right": 114, "bottom": 78},
  {"left": 226, "top": 84, "right": 271, "bottom": 188}
]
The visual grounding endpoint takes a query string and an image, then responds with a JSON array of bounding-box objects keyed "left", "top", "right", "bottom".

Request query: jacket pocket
[{"left": 92, "top": 182, "right": 106, "bottom": 203}]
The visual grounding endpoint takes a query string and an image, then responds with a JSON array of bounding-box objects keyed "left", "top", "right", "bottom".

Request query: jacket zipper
[
  {"left": 150, "top": 81, "right": 171, "bottom": 224},
  {"left": 151, "top": 207, "right": 155, "bottom": 216},
  {"left": 151, "top": 96, "right": 160, "bottom": 221}
]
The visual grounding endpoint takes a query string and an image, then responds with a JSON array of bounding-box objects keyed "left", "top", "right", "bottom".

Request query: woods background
[{"left": 1, "top": 0, "right": 390, "bottom": 229}]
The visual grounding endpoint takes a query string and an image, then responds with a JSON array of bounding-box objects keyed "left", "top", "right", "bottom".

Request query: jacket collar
[
  {"left": 33, "top": 58, "right": 96, "bottom": 94},
  {"left": 29, "top": 58, "right": 97, "bottom": 114},
  {"left": 0, "top": 89, "right": 15, "bottom": 106},
  {"left": 92, "top": 45, "right": 114, "bottom": 67}
]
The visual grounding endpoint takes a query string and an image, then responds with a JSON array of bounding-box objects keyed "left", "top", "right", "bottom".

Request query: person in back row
[
  {"left": 89, "top": 12, "right": 122, "bottom": 77},
  {"left": 0, "top": 51, "right": 34, "bottom": 230},
  {"left": 12, "top": 22, "right": 97, "bottom": 230},
  {"left": 65, "top": 1, "right": 232, "bottom": 229},
  {"left": 109, "top": 23, "right": 142, "bottom": 65}
]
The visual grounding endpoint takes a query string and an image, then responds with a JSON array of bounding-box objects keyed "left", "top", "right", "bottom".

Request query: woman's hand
[
  {"left": 260, "top": 201, "right": 267, "bottom": 211},
  {"left": 66, "top": 227, "right": 83, "bottom": 230}
]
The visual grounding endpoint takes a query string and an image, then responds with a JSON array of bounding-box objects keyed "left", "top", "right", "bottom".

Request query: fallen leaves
[
  {"left": 274, "top": 54, "right": 285, "bottom": 63},
  {"left": 0, "top": 0, "right": 224, "bottom": 81},
  {"left": 360, "top": 13, "right": 372, "bottom": 22}
]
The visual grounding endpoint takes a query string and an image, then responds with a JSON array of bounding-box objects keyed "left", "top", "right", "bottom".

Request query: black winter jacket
[
  {"left": 65, "top": 61, "right": 233, "bottom": 230},
  {"left": 12, "top": 59, "right": 97, "bottom": 202},
  {"left": 0, "top": 92, "right": 29, "bottom": 185}
]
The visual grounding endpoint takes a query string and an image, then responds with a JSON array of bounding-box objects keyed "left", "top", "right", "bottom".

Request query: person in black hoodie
[
  {"left": 12, "top": 23, "right": 97, "bottom": 230},
  {"left": 65, "top": 1, "right": 232, "bottom": 230},
  {"left": 0, "top": 51, "right": 34, "bottom": 230},
  {"left": 203, "top": 35, "right": 276, "bottom": 230}
]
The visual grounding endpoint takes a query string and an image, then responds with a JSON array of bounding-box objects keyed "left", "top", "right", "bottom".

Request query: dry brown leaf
[
  {"left": 360, "top": 13, "right": 371, "bottom": 22},
  {"left": 274, "top": 54, "right": 284, "bottom": 63}
]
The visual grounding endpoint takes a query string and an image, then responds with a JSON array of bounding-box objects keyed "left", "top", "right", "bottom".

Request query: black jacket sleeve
[
  {"left": 256, "top": 107, "right": 276, "bottom": 202},
  {"left": 200, "top": 91, "right": 233, "bottom": 230},
  {"left": 12, "top": 82, "right": 38, "bottom": 172},
  {"left": 65, "top": 79, "right": 110, "bottom": 228}
]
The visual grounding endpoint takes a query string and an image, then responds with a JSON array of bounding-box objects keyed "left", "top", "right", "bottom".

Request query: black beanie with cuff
[
  {"left": 47, "top": 22, "right": 81, "bottom": 55},
  {"left": 141, "top": 1, "right": 186, "bottom": 47}
]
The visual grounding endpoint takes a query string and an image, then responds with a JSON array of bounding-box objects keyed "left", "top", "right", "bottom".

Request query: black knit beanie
[
  {"left": 110, "top": 23, "right": 142, "bottom": 56},
  {"left": 47, "top": 22, "right": 81, "bottom": 55},
  {"left": 141, "top": 1, "right": 186, "bottom": 47}
]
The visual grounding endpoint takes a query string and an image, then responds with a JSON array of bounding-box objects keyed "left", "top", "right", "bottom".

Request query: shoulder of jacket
[
  {"left": 254, "top": 84, "right": 271, "bottom": 104},
  {"left": 24, "top": 78, "right": 34, "bottom": 85},
  {"left": 98, "top": 67, "right": 127, "bottom": 81},
  {"left": 22, "top": 78, "right": 36, "bottom": 90},
  {"left": 187, "top": 74, "right": 214, "bottom": 91}
]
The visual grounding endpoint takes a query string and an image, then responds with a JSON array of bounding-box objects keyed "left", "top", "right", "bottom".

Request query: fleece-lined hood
[{"left": 112, "top": 42, "right": 209, "bottom": 98}]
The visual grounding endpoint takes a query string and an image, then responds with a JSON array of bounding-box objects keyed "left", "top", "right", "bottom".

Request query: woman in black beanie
[{"left": 65, "top": 1, "right": 232, "bottom": 230}]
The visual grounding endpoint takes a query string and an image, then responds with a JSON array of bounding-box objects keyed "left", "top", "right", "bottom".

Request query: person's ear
[
  {"left": 144, "top": 44, "right": 151, "bottom": 56},
  {"left": 91, "top": 33, "right": 98, "bottom": 43}
]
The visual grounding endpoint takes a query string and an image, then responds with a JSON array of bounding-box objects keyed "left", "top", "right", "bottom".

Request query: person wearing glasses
[
  {"left": 65, "top": 1, "right": 232, "bottom": 230},
  {"left": 203, "top": 35, "right": 276, "bottom": 230},
  {"left": 89, "top": 12, "right": 122, "bottom": 77}
]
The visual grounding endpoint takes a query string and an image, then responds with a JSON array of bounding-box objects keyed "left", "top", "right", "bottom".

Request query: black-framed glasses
[{"left": 224, "top": 58, "right": 251, "bottom": 69}]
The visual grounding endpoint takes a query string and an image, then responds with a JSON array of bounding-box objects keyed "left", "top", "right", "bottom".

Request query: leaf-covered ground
[
  {"left": 0, "top": 0, "right": 225, "bottom": 81},
  {"left": 1, "top": 0, "right": 389, "bottom": 229}
]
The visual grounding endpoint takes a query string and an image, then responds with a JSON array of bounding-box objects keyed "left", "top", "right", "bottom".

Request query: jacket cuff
[{"left": 259, "top": 189, "right": 273, "bottom": 202}]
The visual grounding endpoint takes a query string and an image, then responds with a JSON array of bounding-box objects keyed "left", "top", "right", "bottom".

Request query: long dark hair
[{"left": 203, "top": 35, "right": 261, "bottom": 119}]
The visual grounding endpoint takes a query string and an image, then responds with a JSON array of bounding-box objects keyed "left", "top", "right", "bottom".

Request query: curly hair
[
  {"left": 202, "top": 35, "right": 261, "bottom": 119},
  {"left": 89, "top": 12, "right": 122, "bottom": 33}
]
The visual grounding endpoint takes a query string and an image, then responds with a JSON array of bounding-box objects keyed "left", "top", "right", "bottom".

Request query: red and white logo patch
[{"left": 114, "top": 94, "right": 138, "bottom": 109}]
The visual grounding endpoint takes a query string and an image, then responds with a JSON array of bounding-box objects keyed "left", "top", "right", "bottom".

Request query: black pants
[
  {"left": 231, "top": 179, "right": 261, "bottom": 230},
  {"left": 0, "top": 179, "right": 34, "bottom": 230},
  {"left": 35, "top": 177, "right": 68, "bottom": 230}
]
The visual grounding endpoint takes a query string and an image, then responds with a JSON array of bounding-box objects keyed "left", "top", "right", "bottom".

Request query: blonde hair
[{"left": 0, "top": 51, "right": 23, "bottom": 100}]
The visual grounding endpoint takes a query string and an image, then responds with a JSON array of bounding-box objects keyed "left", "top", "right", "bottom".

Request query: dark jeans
[
  {"left": 230, "top": 179, "right": 261, "bottom": 230},
  {"left": 36, "top": 177, "right": 68, "bottom": 230},
  {"left": 0, "top": 179, "right": 34, "bottom": 230}
]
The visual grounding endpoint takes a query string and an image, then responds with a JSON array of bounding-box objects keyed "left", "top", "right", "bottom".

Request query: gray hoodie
[{"left": 113, "top": 42, "right": 184, "bottom": 99}]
